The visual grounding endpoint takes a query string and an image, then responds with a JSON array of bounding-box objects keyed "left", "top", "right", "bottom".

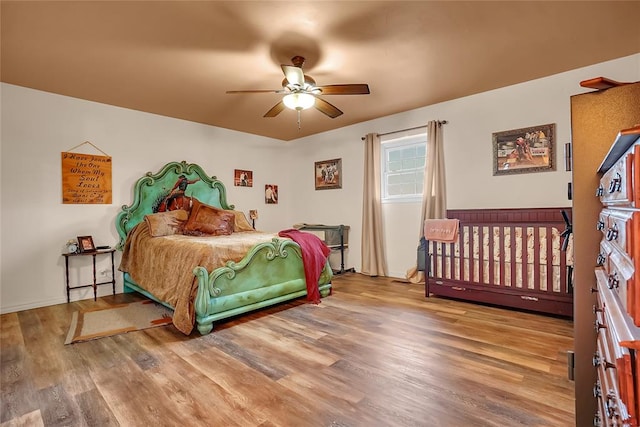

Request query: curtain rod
[{"left": 361, "top": 120, "right": 448, "bottom": 140}]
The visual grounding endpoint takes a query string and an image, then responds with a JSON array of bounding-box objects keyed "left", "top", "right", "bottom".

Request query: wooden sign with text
[{"left": 61, "top": 152, "right": 112, "bottom": 204}]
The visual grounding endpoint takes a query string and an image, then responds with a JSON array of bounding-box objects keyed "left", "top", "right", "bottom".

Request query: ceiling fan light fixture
[{"left": 283, "top": 92, "right": 315, "bottom": 110}]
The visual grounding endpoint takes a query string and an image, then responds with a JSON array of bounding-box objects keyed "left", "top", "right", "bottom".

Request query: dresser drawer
[
  {"left": 602, "top": 209, "right": 639, "bottom": 258},
  {"left": 599, "top": 145, "right": 639, "bottom": 208},
  {"left": 603, "top": 252, "right": 637, "bottom": 325}
]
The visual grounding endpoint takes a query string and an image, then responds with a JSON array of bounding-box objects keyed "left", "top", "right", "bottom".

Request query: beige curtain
[
  {"left": 361, "top": 133, "right": 388, "bottom": 276},
  {"left": 406, "top": 120, "right": 447, "bottom": 283}
]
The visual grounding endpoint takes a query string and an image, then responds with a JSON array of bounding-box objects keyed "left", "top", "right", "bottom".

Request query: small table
[
  {"left": 297, "top": 224, "right": 355, "bottom": 275},
  {"left": 63, "top": 248, "right": 116, "bottom": 302}
]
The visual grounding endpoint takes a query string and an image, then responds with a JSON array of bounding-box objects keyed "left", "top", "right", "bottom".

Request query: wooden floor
[{"left": 1, "top": 274, "right": 575, "bottom": 427}]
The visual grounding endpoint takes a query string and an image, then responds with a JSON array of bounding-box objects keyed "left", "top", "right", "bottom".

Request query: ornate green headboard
[{"left": 115, "top": 161, "right": 234, "bottom": 249}]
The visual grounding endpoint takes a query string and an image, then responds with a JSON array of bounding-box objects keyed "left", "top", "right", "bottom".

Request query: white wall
[
  {"left": 288, "top": 54, "right": 640, "bottom": 277},
  {"left": 2, "top": 54, "right": 638, "bottom": 312},
  {"left": 0, "top": 85, "right": 292, "bottom": 312}
]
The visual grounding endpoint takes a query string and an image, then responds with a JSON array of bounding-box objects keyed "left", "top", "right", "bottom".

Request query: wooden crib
[{"left": 425, "top": 208, "right": 573, "bottom": 317}]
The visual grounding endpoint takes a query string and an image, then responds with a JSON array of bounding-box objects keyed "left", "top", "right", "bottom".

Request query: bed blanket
[
  {"left": 278, "top": 229, "right": 331, "bottom": 303},
  {"left": 119, "top": 222, "right": 279, "bottom": 334}
]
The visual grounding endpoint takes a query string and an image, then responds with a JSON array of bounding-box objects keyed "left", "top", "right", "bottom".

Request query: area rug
[{"left": 64, "top": 300, "right": 173, "bottom": 344}]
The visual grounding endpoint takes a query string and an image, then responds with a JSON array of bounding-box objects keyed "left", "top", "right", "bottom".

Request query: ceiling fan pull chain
[{"left": 297, "top": 110, "right": 302, "bottom": 130}]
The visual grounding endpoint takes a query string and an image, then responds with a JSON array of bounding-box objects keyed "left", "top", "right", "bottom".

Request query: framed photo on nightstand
[{"left": 77, "top": 235, "right": 96, "bottom": 253}]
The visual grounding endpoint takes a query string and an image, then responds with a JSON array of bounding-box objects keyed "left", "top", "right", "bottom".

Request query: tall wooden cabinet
[{"left": 571, "top": 82, "right": 640, "bottom": 426}]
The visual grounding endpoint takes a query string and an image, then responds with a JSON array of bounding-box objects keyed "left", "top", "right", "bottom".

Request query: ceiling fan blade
[
  {"left": 263, "top": 101, "right": 286, "bottom": 118},
  {"left": 316, "top": 84, "right": 370, "bottom": 95},
  {"left": 314, "top": 98, "right": 343, "bottom": 118},
  {"left": 226, "top": 89, "right": 283, "bottom": 94},
  {"left": 281, "top": 65, "right": 305, "bottom": 87}
]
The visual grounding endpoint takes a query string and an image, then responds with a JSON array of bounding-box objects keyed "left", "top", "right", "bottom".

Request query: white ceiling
[{"left": 2, "top": 1, "right": 639, "bottom": 141}]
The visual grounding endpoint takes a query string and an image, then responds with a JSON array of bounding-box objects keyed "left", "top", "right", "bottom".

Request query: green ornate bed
[{"left": 116, "top": 161, "right": 332, "bottom": 335}]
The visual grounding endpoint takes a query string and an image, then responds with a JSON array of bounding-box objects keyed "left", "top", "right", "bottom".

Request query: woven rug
[{"left": 65, "top": 300, "right": 173, "bottom": 344}]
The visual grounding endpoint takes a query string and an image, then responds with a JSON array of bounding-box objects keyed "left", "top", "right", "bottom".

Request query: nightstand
[{"left": 63, "top": 248, "right": 116, "bottom": 302}]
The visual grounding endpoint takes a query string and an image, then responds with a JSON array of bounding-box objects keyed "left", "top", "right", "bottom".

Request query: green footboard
[
  {"left": 123, "top": 237, "right": 332, "bottom": 335},
  {"left": 193, "top": 237, "right": 332, "bottom": 335}
]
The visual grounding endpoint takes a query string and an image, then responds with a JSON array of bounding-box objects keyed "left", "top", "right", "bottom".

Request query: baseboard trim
[{"left": 1, "top": 286, "right": 123, "bottom": 314}]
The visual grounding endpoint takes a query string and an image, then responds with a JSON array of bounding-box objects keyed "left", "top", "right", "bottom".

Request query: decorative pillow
[
  {"left": 183, "top": 199, "right": 235, "bottom": 236},
  {"left": 227, "top": 210, "right": 255, "bottom": 232},
  {"left": 144, "top": 210, "right": 189, "bottom": 237}
]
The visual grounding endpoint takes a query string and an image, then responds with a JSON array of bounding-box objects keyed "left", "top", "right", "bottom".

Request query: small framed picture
[
  {"left": 265, "top": 185, "right": 278, "bottom": 204},
  {"left": 77, "top": 235, "right": 96, "bottom": 253},
  {"left": 234, "top": 169, "right": 253, "bottom": 187},
  {"left": 315, "top": 158, "right": 342, "bottom": 190}
]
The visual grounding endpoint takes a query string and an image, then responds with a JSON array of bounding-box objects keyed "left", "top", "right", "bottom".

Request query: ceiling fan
[{"left": 226, "top": 56, "right": 370, "bottom": 121}]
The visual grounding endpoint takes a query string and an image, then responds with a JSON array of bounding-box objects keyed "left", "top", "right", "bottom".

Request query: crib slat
[
  {"left": 546, "top": 225, "right": 554, "bottom": 293},
  {"left": 499, "top": 225, "right": 506, "bottom": 287},
  {"left": 521, "top": 227, "right": 529, "bottom": 289},
  {"left": 459, "top": 226, "right": 465, "bottom": 281},
  {"left": 478, "top": 226, "right": 487, "bottom": 284},
  {"left": 533, "top": 226, "right": 541, "bottom": 291},
  {"left": 560, "top": 228, "right": 568, "bottom": 293},
  {"left": 467, "top": 226, "right": 472, "bottom": 283},
  {"left": 449, "top": 241, "right": 455, "bottom": 280},
  {"left": 489, "top": 225, "right": 495, "bottom": 286},
  {"left": 510, "top": 225, "right": 516, "bottom": 288},
  {"left": 438, "top": 241, "right": 444, "bottom": 278}
]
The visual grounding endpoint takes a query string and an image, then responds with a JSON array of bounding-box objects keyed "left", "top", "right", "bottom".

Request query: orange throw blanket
[
  {"left": 278, "top": 229, "right": 331, "bottom": 304},
  {"left": 424, "top": 219, "right": 460, "bottom": 243}
]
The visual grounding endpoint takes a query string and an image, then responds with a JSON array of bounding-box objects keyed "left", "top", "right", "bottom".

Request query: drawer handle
[
  {"left": 593, "top": 381, "right": 602, "bottom": 398},
  {"left": 592, "top": 304, "right": 603, "bottom": 314},
  {"left": 593, "top": 411, "right": 602, "bottom": 427},
  {"left": 591, "top": 287, "right": 598, "bottom": 294},
  {"left": 596, "top": 253, "right": 606, "bottom": 266},
  {"left": 596, "top": 185, "right": 604, "bottom": 197},
  {"left": 596, "top": 220, "right": 605, "bottom": 231},
  {"left": 607, "top": 273, "right": 619, "bottom": 290},
  {"left": 520, "top": 295, "right": 539, "bottom": 302},
  {"left": 605, "top": 392, "right": 618, "bottom": 419},
  {"left": 608, "top": 173, "right": 622, "bottom": 193},
  {"left": 592, "top": 352, "right": 614, "bottom": 369},
  {"left": 594, "top": 320, "right": 606, "bottom": 333},
  {"left": 605, "top": 224, "right": 618, "bottom": 241},
  {"left": 451, "top": 286, "right": 465, "bottom": 291}
]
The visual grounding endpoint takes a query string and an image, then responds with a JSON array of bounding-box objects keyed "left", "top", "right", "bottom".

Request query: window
[{"left": 381, "top": 133, "right": 427, "bottom": 203}]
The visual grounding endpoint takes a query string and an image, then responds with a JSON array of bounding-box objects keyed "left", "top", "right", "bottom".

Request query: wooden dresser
[{"left": 594, "top": 125, "right": 640, "bottom": 426}]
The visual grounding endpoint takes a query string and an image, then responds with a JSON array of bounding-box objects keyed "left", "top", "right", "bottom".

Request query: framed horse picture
[
  {"left": 493, "top": 124, "right": 555, "bottom": 176},
  {"left": 315, "top": 158, "right": 342, "bottom": 190}
]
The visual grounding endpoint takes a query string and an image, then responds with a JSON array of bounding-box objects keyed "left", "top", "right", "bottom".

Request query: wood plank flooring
[{"left": 1, "top": 274, "right": 575, "bottom": 426}]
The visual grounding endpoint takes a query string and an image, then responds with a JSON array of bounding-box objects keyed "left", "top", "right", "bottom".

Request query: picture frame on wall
[
  {"left": 492, "top": 123, "right": 555, "bottom": 176},
  {"left": 234, "top": 169, "right": 253, "bottom": 187},
  {"left": 314, "top": 158, "right": 342, "bottom": 190},
  {"left": 77, "top": 235, "right": 96, "bottom": 253},
  {"left": 265, "top": 185, "right": 278, "bottom": 204}
]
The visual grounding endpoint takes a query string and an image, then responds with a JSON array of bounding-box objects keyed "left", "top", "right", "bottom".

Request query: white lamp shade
[{"left": 283, "top": 93, "right": 315, "bottom": 110}]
